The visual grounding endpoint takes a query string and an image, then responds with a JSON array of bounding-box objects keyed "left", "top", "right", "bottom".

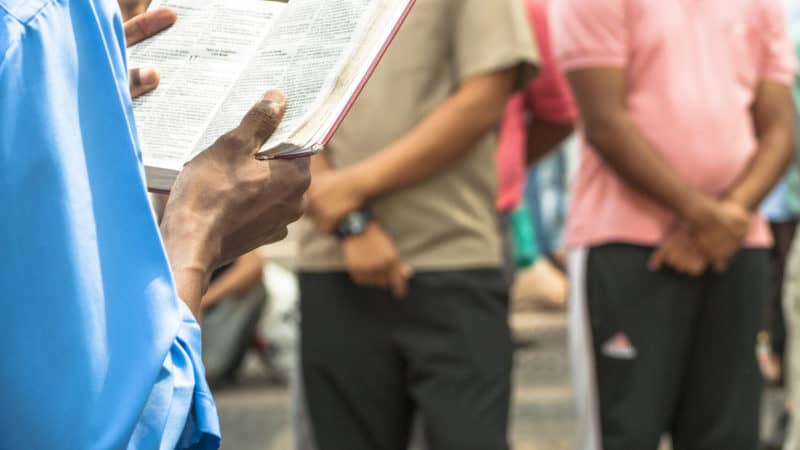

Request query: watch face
[
  {"left": 338, "top": 211, "right": 370, "bottom": 237},
  {"left": 350, "top": 214, "right": 366, "bottom": 231}
]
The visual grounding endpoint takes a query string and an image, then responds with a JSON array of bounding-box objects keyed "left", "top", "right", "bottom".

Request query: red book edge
[{"left": 273, "top": 0, "right": 417, "bottom": 160}]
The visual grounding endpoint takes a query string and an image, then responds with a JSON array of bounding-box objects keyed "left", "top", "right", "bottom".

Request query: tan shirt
[{"left": 297, "top": 0, "right": 539, "bottom": 271}]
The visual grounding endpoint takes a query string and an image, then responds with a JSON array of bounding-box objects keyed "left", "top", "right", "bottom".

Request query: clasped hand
[{"left": 649, "top": 197, "right": 752, "bottom": 275}]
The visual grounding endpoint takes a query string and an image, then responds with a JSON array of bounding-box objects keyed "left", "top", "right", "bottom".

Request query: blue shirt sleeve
[{"left": 0, "top": 0, "right": 220, "bottom": 448}]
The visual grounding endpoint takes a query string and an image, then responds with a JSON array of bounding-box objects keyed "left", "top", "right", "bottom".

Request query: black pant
[
  {"left": 575, "top": 244, "right": 768, "bottom": 450},
  {"left": 300, "top": 270, "right": 511, "bottom": 450},
  {"left": 766, "top": 220, "right": 798, "bottom": 368}
]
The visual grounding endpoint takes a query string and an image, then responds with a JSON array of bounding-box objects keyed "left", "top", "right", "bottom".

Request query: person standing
[
  {"left": 550, "top": 0, "right": 797, "bottom": 449},
  {"left": 778, "top": 0, "right": 800, "bottom": 446},
  {"left": 297, "top": 1, "right": 537, "bottom": 449}
]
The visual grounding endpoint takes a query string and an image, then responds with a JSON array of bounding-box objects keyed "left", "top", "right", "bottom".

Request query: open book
[{"left": 129, "top": 0, "right": 415, "bottom": 192}]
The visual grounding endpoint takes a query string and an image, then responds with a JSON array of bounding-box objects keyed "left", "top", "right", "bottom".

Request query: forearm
[
  {"left": 567, "top": 68, "right": 706, "bottom": 219},
  {"left": 171, "top": 268, "right": 209, "bottom": 320},
  {"left": 160, "top": 212, "right": 218, "bottom": 320},
  {"left": 585, "top": 112, "right": 707, "bottom": 219},
  {"left": 727, "top": 126, "right": 794, "bottom": 210},
  {"left": 349, "top": 70, "right": 517, "bottom": 199},
  {"left": 726, "top": 84, "right": 795, "bottom": 210},
  {"left": 526, "top": 119, "right": 573, "bottom": 166}
]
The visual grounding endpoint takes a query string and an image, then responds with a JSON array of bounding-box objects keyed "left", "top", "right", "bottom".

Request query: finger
[
  {"left": 349, "top": 270, "right": 374, "bottom": 287},
  {"left": 124, "top": 8, "right": 177, "bottom": 47},
  {"left": 129, "top": 67, "right": 160, "bottom": 98},
  {"left": 389, "top": 263, "right": 411, "bottom": 299},
  {"left": 351, "top": 267, "right": 387, "bottom": 289},
  {"left": 237, "top": 90, "right": 287, "bottom": 150},
  {"left": 363, "top": 269, "right": 389, "bottom": 289},
  {"left": 687, "top": 258, "right": 707, "bottom": 277},
  {"left": 648, "top": 247, "right": 666, "bottom": 272},
  {"left": 712, "top": 258, "right": 729, "bottom": 273}
]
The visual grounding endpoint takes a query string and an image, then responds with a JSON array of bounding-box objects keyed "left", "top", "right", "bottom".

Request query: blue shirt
[{"left": 0, "top": 0, "right": 220, "bottom": 448}]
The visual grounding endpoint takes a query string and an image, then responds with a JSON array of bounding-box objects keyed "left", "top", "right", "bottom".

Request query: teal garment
[
  {"left": 0, "top": 0, "right": 220, "bottom": 448},
  {"left": 511, "top": 201, "right": 540, "bottom": 268}
]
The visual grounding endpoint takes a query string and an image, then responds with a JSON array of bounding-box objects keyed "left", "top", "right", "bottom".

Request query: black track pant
[
  {"left": 300, "top": 270, "right": 511, "bottom": 450},
  {"left": 569, "top": 244, "right": 768, "bottom": 450}
]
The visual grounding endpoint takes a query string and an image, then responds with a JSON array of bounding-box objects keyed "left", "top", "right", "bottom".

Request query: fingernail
[
  {"left": 140, "top": 68, "right": 159, "bottom": 86},
  {"left": 262, "top": 90, "right": 286, "bottom": 107}
]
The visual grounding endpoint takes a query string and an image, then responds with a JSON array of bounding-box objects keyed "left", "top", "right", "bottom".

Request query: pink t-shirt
[
  {"left": 496, "top": 0, "right": 577, "bottom": 212},
  {"left": 550, "top": 0, "right": 797, "bottom": 248}
]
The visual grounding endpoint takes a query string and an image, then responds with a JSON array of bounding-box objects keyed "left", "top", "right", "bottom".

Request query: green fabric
[{"left": 511, "top": 201, "right": 540, "bottom": 268}]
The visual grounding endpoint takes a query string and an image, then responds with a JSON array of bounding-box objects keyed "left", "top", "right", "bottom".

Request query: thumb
[{"left": 237, "top": 90, "right": 286, "bottom": 150}]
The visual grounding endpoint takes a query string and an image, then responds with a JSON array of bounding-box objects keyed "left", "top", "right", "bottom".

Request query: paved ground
[{"left": 212, "top": 310, "right": 785, "bottom": 450}]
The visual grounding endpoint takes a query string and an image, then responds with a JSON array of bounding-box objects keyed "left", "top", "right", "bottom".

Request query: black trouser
[
  {"left": 300, "top": 270, "right": 511, "bottom": 450},
  {"left": 767, "top": 220, "right": 798, "bottom": 370},
  {"left": 571, "top": 244, "right": 769, "bottom": 450}
]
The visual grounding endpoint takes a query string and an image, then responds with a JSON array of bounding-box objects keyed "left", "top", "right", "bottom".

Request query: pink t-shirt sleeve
[
  {"left": 525, "top": 0, "right": 577, "bottom": 123},
  {"left": 757, "top": 0, "right": 797, "bottom": 85},
  {"left": 549, "top": 0, "right": 627, "bottom": 71}
]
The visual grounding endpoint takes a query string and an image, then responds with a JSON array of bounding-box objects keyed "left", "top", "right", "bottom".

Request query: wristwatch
[{"left": 335, "top": 209, "right": 372, "bottom": 239}]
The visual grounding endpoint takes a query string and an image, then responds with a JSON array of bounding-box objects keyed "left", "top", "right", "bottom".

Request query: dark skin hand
[
  {"left": 124, "top": 7, "right": 177, "bottom": 97},
  {"left": 566, "top": 67, "right": 792, "bottom": 274},
  {"left": 160, "top": 90, "right": 310, "bottom": 319},
  {"left": 649, "top": 80, "right": 795, "bottom": 273},
  {"left": 126, "top": 11, "right": 310, "bottom": 318}
]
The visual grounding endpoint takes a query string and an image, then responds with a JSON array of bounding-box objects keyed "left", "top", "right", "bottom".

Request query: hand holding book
[{"left": 122, "top": 9, "right": 311, "bottom": 317}]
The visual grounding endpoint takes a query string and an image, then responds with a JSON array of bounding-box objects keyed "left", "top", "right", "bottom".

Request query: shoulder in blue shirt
[{"left": 0, "top": 0, "right": 220, "bottom": 448}]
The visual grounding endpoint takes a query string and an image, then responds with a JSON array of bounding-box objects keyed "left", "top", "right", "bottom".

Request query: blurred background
[{"left": 121, "top": 0, "right": 800, "bottom": 449}]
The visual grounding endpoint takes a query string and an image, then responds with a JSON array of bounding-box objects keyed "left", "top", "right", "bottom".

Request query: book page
[
  {"left": 194, "top": 0, "right": 380, "bottom": 158},
  {"left": 284, "top": 0, "right": 415, "bottom": 158},
  {"left": 129, "top": 0, "right": 285, "bottom": 170}
]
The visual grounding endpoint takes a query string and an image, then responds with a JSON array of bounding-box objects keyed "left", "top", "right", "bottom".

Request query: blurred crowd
[
  {"left": 6, "top": 0, "right": 800, "bottom": 448},
  {"left": 136, "top": 0, "right": 800, "bottom": 449},
  {"left": 158, "top": 0, "right": 800, "bottom": 448}
]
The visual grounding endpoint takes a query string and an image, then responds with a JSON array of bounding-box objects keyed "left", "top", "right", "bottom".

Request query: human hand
[
  {"left": 124, "top": 7, "right": 177, "bottom": 98},
  {"left": 342, "top": 223, "right": 412, "bottom": 299},
  {"left": 306, "top": 168, "right": 367, "bottom": 233},
  {"left": 119, "top": 0, "right": 151, "bottom": 20},
  {"left": 160, "top": 90, "right": 310, "bottom": 314},
  {"left": 648, "top": 225, "right": 707, "bottom": 276},
  {"left": 686, "top": 197, "right": 751, "bottom": 272}
]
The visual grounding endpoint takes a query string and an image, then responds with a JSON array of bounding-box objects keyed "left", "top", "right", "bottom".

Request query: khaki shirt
[{"left": 297, "top": 0, "right": 539, "bottom": 271}]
